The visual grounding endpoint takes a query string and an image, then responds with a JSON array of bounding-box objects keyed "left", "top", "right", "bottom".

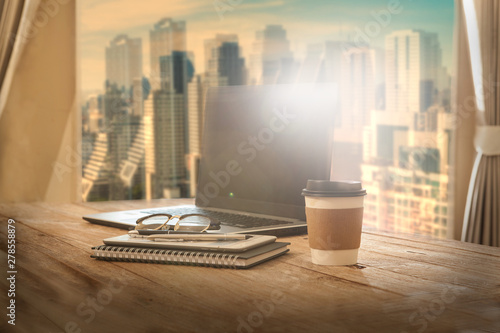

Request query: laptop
[{"left": 83, "top": 83, "right": 337, "bottom": 236}]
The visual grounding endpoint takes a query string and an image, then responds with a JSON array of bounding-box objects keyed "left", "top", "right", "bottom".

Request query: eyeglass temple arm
[{"left": 136, "top": 213, "right": 172, "bottom": 224}]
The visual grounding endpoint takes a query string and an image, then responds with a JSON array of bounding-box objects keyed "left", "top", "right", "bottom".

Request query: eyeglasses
[{"left": 135, "top": 214, "right": 221, "bottom": 232}]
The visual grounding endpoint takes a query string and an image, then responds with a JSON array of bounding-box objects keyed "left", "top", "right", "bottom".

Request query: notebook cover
[
  {"left": 91, "top": 242, "right": 290, "bottom": 269},
  {"left": 102, "top": 234, "right": 278, "bottom": 252}
]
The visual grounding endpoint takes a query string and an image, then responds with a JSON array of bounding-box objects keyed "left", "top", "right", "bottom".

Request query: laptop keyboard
[{"left": 139, "top": 207, "right": 293, "bottom": 229}]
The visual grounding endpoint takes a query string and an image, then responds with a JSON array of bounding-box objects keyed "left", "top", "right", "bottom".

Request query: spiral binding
[{"left": 91, "top": 245, "right": 239, "bottom": 269}]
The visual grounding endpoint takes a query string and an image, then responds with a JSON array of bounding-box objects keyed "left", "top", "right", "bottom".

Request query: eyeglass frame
[{"left": 135, "top": 213, "right": 221, "bottom": 232}]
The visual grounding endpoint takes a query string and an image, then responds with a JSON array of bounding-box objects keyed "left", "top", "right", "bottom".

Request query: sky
[{"left": 79, "top": 0, "right": 455, "bottom": 92}]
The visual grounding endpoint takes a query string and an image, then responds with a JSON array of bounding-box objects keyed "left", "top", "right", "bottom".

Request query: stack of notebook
[{"left": 91, "top": 233, "right": 290, "bottom": 269}]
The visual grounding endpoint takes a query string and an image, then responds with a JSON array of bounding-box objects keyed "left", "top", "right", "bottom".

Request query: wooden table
[{"left": 1, "top": 199, "right": 499, "bottom": 333}]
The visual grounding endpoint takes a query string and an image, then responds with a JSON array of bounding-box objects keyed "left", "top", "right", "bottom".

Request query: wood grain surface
[{"left": 0, "top": 199, "right": 499, "bottom": 333}]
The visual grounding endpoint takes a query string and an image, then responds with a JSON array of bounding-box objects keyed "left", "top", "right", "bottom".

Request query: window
[{"left": 79, "top": 0, "right": 455, "bottom": 239}]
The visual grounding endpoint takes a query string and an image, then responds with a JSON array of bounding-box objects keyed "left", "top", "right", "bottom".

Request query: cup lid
[{"left": 301, "top": 180, "right": 367, "bottom": 197}]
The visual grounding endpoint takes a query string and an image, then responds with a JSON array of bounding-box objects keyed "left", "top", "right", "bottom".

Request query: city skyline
[
  {"left": 80, "top": 1, "right": 455, "bottom": 238},
  {"left": 359, "top": 29, "right": 452, "bottom": 238},
  {"left": 79, "top": 0, "right": 454, "bottom": 92}
]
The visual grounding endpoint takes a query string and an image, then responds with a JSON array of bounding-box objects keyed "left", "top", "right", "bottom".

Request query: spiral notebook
[
  {"left": 91, "top": 242, "right": 290, "bottom": 269},
  {"left": 102, "top": 234, "right": 278, "bottom": 252}
]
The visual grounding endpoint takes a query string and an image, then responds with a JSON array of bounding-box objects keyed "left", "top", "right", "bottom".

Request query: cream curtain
[
  {"left": 462, "top": 0, "right": 500, "bottom": 246},
  {"left": 1, "top": 0, "right": 24, "bottom": 114},
  {"left": 450, "top": 1, "right": 476, "bottom": 241},
  {"left": 0, "top": 0, "right": 41, "bottom": 115},
  {"left": 0, "top": 0, "right": 79, "bottom": 203}
]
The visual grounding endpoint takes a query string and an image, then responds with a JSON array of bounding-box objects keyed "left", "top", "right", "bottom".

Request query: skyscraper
[
  {"left": 361, "top": 29, "right": 451, "bottom": 238},
  {"left": 105, "top": 34, "right": 142, "bottom": 93},
  {"left": 147, "top": 19, "right": 192, "bottom": 199},
  {"left": 248, "top": 25, "right": 294, "bottom": 85},
  {"left": 102, "top": 34, "right": 146, "bottom": 201},
  {"left": 361, "top": 109, "right": 452, "bottom": 237},
  {"left": 385, "top": 30, "right": 442, "bottom": 114},
  {"left": 149, "top": 18, "right": 186, "bottom": 90},
  {"left": 320, "top": 41, "right": 376, "bottom": 181},
  {"left": 204, "top": 34, "right": 245, "bottom": 87},
  {"left": 151, "top": 90, "right": 187, "bottom": 198},
  {"left": 338, "top": 44, "right": 376, "bottom": 138},
  {"left": 186, "top": 74, "right": 204, "bottom": 196},
  {"left": 143, "top": 94, "right": 155, "bottom": 200}
]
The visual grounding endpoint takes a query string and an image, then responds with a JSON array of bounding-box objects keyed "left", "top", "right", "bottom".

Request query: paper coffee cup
[{"left": 302, "top": 180, "right": 366, "bottom": 266}]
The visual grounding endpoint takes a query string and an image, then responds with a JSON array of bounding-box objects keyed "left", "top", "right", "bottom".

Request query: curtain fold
[
  {"left": 0, "top": 0, "right": 24, "bottom": 114},
  {"left": 0, "top": 0, "right": 79, "bottom": 203},
  {"left": 0, "top": 0, "right": 44, "bottom": 116},
  {"left": 462, "top": 0, "right": 500, "bottom": 247}
]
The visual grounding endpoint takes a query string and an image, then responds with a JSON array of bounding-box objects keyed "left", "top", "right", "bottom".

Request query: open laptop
[{"left": 83, "top": 83, "right": 337, "bottom": 236}]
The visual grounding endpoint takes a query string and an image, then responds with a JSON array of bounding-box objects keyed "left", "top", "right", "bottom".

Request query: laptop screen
[{"left": 196, "top": 84, "right": 337, "bottom": 220}]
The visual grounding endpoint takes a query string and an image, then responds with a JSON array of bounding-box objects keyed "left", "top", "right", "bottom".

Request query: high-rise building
[
  {"left": 248, "top": 25, "right": 294, "bottom": 85},
  {"left": 151, "top": 90, "right": 187, "bottom": 198},
  {"left": 104, "top": 35, "right": 146, "bottom": 200},
  {"left": 143, "top": 94, "right": 155, "bottom": 200},
  {"left": 147, "top": 20, "right": 192, "bottom": 198},
  {"left": 149, "top": 18, "right": 186, "bottom": 90},
  {"left": 204, "top": 34, "right": 245, "bottom": 87},
  {"left": 385, "top": 30, "right": 443, "bottom": 113},
  {"left": 104, "top": 38, "right": 145, "bottom": 199},
  {"left": 361, "top": 29, "right": 451, "bottom": 238},
  {"left": 319, "top": 41, "right": 376, "bottom": 181},
  {"left": 361, "top": 108, "right": 452, "bottom": 238},
  {"left": 95, "top": 76, "right": 146, "bottom": 201},
  {"left": 339, "top": 46, "right": 376, "bottom": 132},
  {"left": 186, "top": 74, "right": 205, "bottom": 196},
  {"left": 334, "top": 44, "right": 376, "bottom": 180},
  {"left": 105, "top": 34, "right": 142, "bottom": 93}
]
